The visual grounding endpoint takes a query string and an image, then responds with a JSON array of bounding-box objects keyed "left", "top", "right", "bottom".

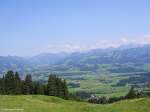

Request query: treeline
[
  {"left": 0, "top": 71, "right": 68, "bottom": 99},
  {"left": 88, "top": 87, "right": 150, "bottom": 104}
]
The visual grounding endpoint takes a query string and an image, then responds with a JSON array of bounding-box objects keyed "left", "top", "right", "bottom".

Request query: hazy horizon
[{"left": 1, "top": 0, "right": 150, "bottom": 56}]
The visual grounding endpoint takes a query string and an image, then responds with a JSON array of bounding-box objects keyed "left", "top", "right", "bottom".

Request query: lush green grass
[
  {"left": 0, "top": 95, "right": 149, "bottom": 112},
  {"left": 69, "top": 74, "right": 130, "bottom": 97}
]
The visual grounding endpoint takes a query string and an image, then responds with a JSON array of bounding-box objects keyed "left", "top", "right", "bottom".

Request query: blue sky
[{"left": 0, "top": 0, "right": 150, "bottom": 56}]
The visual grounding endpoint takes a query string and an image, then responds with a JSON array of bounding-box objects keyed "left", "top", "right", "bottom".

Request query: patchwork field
[{"left": 30, "top": 63, "right": 150, "bottom": 97}]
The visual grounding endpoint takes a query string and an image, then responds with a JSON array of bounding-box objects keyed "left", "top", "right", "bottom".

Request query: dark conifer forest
[{"left": 0, "top": 71, "right": 68, "bottom": 99}]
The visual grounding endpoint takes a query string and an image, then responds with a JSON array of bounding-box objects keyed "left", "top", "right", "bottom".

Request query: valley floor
[{"left": 0, "top": 95, "right": 149, "bottom": 112}]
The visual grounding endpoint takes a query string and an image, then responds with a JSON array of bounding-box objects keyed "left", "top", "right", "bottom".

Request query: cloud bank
[{"left": 46, "top": 34, "right": 150, "bottom": 53}]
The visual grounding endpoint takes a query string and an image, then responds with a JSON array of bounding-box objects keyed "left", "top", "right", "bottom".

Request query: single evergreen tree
[
  {"left": 24, "top": 74, "right": 33, "bottom": 94},
  {"left": 0, "top": 78, "right": 4, "bottom": 94},
  {"left": 21, "top": 81, "right": 27, "bottom": 94},
  {"left": 43, "top": 84, "right": 48, "bottom": 95},
  {"left": 47, "top": 75, "right": 57, "bottom": 96},
  {"left": 126, "top": 86, "right": 137, "bottom": 99},
  {"left": 33, "top": 82, "right": 44, "bottom": 95},
  {"left": 4, "top": 71, "right": 15, "bottom": 94},
  {"left": 14, "top": 72, "right": 22, "bottom": 94},
  {"left": 56, "top": 78, "right": 62, "bottom": 97},
  {"left": 62, "top": 80, "right": 68, "bottom": 99}
]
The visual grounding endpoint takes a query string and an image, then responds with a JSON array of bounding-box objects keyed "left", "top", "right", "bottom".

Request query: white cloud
[
  {"left": 47, "top": 43, "right": 83, "bottom": 53},
  {"left": 119, "top": 35, "right": 150, "bottom": 45},
  {"left": 47, "top": 34, "right": 150, "bottom": 53},
  {"left": 120, "top": 38, "right": 129, "bottom": 43}
]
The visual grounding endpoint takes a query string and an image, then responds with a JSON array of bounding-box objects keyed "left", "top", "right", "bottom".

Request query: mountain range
[{"left": 1, "top": 44, "right": 150, "bottom": 75}]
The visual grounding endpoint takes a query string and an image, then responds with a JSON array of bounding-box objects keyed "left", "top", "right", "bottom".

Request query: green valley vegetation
[
  {"left": 0, "top": 71, "right": 68, "bottom": 99},
  {"left": 0, "top": 71, "right": 150, "bottom": 105},
  {"left": 88, "top": 86, "right": 150, "bottom": 104}
]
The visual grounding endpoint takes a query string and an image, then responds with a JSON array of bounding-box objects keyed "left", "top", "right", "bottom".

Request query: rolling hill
[
  {"left": 0, "top": 53, "right": 69, "bottom": 75},
  {"left": 0, "top": 95, "right": 149, "bottom": 112}
]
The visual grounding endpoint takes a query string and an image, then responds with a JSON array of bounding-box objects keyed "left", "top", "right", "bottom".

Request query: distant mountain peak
[{"left": 118, "top": 43, "right": 148, "bottom": 50}]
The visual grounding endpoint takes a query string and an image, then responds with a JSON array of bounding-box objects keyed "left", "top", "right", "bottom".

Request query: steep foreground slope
[{"left": 0, "top": 95, "right": 149, "bottom": 112}]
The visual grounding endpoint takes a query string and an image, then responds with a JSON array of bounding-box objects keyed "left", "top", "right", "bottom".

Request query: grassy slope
[{"left": 0, "top": 95, "right": 149, "bottom": 112}]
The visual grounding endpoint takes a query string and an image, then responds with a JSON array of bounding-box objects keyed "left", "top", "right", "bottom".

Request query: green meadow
[{"left": 0, "top": 95, "right": 149, "bottom": 112}]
